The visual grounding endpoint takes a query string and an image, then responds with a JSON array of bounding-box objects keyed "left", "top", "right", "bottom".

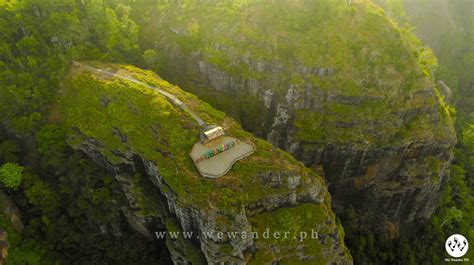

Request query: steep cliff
[
  {"left": 132, "top": 0, "right": 457, "bottom": 234},
  {"left": 55, "top": 62, "right": 352, "bottom": 264}
]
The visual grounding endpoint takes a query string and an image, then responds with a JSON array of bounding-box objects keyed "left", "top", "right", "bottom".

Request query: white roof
[{"left": 204, "top": 126, "right": 224, "bottom": 138}]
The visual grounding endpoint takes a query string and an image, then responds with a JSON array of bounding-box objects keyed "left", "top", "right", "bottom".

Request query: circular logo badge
[{"left": 445, "top": 234, "right": 469, "bottom": 258}]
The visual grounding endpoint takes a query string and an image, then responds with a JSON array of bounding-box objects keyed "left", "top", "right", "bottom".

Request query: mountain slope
[
  {"left": 55, "top": 62, "right": 352, "bottom": 264},
  {"left": 131, "top": 0, "right": 457, "bottom": 235}
]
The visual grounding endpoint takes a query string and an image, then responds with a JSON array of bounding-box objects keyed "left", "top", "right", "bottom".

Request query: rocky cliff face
[
  {"left": 57, "top": 62, "right": 352, "bottom": 264},
  {"left": 75, "top": 134, "right": 348, "bottom": 264},
  {"left": 133, "top": 0, "right": 457, "bottom": 234},
  {"left": 0, "top": 190, "right": 24, "bottom": 264}
]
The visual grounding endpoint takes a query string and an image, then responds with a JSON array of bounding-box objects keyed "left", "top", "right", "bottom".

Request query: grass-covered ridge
[
  {"left": 134, "top": 0, "right": 455, "bottom": 147},
  {"left": 58, "top": 61, "right": 306, "bottom": 208},
  {"left": 249, "top": 203, "right": 348, "bottom": 265},
  {"left": 55, "top": 61, "right": 350, "bottom": 262}
]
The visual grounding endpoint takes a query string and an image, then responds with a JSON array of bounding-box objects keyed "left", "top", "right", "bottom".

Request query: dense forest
[
  {"left": 0, "top": 1, "right": 167, "bottom": 264},
  {"left": 0, "top": 0, "right": 472, "bottom": 264}
]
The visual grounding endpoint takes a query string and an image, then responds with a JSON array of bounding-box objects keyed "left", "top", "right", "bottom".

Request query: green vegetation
[
  {"left": 0, "top": 1, "right": 170, "bottom": 262},
  {"left": 164, "top": 217, "right": 205, "bottom": 265},
  {"left": 0, "top": 126, "right": 169, "bottom": 264},
  {"left": 250, "top": 203, "right": 341, "bottom": 265},
  {"left": 0, "top": 0, "right": 142, "bottom": 135},
  {"left": 0, "top": 140, "right": 20, "bottom": 163},
  {"left": 55, "top": 62, "right": 349, "bottom": 263},
  {"left": 0, "top": 163, "right": 23, "bottom": 190},
  {"left": 341, "top": 147, "right": 474, "bottom": 264},
  {"left": 59, "top": 62, "right": 323, "bottom": 212},
  {"left": 130, "top": 0, "right": 453, "bottom": 146},
  {"left": 143, "top": 49, "right": 161, "bottom": 72},
  {"left": 339, "top": 1, "right": 474, "bottom": 263},
  {"left": 0, "top": 198, "right": 57, "bottom": 265},
  {"left": 0, "top": 0, "right": 470, "bottom": 264}
]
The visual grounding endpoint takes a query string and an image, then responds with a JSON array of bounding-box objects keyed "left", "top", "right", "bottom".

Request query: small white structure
[{"left": 203, "top": 126, "right": 225, "bottom": 142}]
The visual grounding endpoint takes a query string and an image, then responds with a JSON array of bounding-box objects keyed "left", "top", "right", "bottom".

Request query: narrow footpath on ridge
[
  {"left": 72, "top": 61, "right": 255, "bottom": 178},
  {"left": 72, "top": 61, "right": 207, "bottom": 128}
]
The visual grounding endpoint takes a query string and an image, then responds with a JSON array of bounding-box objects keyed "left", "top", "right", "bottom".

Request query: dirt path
[{"left": 73, "top": 61, "right": 207, "bottom": 128}]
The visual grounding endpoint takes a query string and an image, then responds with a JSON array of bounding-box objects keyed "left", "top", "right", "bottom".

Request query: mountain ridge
[
  {"left": 55, "top": 61, "right": 352, "bottom": 264},
  {"left": 129, "top": 0, "right": 457, "bottom": 235}
]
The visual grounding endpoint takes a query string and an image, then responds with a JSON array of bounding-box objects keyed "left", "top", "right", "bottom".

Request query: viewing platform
[
  {"left": 190, "top": 126, "right": 254, "bottom": 178},
  {"left": 73, "top": 61, "right": 254, "bottom": 179}
]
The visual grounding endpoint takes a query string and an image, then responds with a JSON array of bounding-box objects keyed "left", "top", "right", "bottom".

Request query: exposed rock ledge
[
  {"left": 58, "top": 63, "right": 352, "bottom": 264},
  {"left": 73, "top": 130, "right": 351, "bottom": 264}
]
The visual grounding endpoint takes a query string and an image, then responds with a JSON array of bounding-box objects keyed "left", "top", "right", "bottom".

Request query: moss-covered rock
[
  {"left": 56, "top": 62, "right": 352, "bottom": 264},
  {"left": 130, "top": 0, "right": 457, "bottom": 234}
]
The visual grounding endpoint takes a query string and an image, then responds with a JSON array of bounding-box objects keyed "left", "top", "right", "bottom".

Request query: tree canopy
[{"left": 0, "top": 162, "right": 23, "bottom": 190}]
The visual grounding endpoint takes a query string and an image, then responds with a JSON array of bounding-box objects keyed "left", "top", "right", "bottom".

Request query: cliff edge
[{"left": 55, "top": 62, "right": 352, "bottom": 264}]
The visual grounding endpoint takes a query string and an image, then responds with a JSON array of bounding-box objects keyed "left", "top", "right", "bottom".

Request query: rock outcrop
[
  {"left": 134, "top": 0, "right": 457, "bottom": 234},
  {"left": 0, "top": 190, "right": 24, "bottom": 265},
  {"left": 57, "top": 62, "right": 352, "bottom": 264},
  {"left": 437, "top": 81, "right": 452, "bottom": 103}
]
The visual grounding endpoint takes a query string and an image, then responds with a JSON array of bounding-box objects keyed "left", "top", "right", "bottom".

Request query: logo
[{"left": 446, "top": 234, "right": 469, "bottom": 258}]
